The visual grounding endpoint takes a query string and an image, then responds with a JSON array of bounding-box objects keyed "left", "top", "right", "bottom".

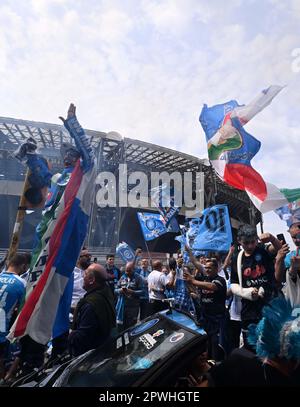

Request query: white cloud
[{"left": 141, "top": 0, "right": 193, "bottom": 33}]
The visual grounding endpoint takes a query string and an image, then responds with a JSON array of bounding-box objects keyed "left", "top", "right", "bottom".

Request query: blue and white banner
[
  {"left": 116, "top": 242, "right": 136, "bottom": 263},
  {"left": 192, "top": 205, "right": 232, "bottom": 252},
  {"left": 175, "top": 234, "right": 189, "bottom": 263},
  {"left": 186, "top": 218, "right": 202, "bottom": 247},
  {"left": 175, "top": 233, "right": 207, "bottom": 264},
  {"left": 150, "top": 184, "right": 180, "bottom": 227},
  {"left": 137, "top": 212, "right": 179, "bottom": 241}
]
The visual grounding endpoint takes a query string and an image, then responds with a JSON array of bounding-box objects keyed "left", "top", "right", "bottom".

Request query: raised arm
[
  {"left": 59, "top": 103, "right": 95, "bottom": 173},
  {"left": 222, "top": 245, "right": 235, "bottom": 270},
  {"left": 259, "top": 232, "right": 282, "bottom": 255},
  {"left": 183, "top": 271, "right": 218, "bottom": 292},
  {"left": 274, "top": 243, "right": 290, "bottom": 283},
  {"left": 184, "top": 244, "right": 204, "bottom": 273}
]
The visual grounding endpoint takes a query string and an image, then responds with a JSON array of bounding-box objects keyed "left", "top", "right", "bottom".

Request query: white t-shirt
[
  {"left": 71, "top": 266, "right": 86, "bottom": 308},
  {"left": 148, "top": 270, "right": 170, "bottom": 300}
]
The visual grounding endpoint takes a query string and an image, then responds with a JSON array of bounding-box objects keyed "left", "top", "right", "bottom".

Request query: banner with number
[{"left": 192, "top": 205, "right": 232, "bottom": 252}]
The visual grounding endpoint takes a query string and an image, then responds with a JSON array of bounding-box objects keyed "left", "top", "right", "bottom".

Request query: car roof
[
  {"left": 50, "top": 310, "right": 206, "bottom": 387},
  {"left": 160, "top": 309, "right": 206, "bottom": 335}
]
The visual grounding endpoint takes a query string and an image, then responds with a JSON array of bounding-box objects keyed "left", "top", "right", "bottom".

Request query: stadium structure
[{"left": 0, "top": 116, "right": 262, "bottom": 257}]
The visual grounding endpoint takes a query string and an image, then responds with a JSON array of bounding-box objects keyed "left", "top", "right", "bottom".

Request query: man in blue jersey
[
  {"left": 136, "top": 258, "right": 152, "bottom": 320},
  {"left": 0, "top": 253, "right": 31, "bottom": 379},
  {"left": 105, "top": 254, "right": 121, "bottom": 301}
]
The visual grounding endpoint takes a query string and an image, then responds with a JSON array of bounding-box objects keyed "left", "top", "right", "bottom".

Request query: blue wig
[{"left": 247, "top": 297, "right": 300, "bottom": 360}]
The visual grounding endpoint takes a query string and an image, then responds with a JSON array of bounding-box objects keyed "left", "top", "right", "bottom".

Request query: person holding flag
[
  {"left": 115, "top": 262, "right": 144, "bottom": 330},
  {"left": 7, "top": 103, "right": 97, "bottom": 376}
]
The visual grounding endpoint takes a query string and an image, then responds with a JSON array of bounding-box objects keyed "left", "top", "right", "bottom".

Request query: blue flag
[
  {"left": 186, "top": 218, "right": 202, "bottom": 247},
  {"left": 192, "top": 205, "right": 232, "bottom": 252},
  {"left": 116, "top": 242, "right": 136, "bottom": 263},
  {"left": 175, "top": 234, "right": 190, "bottom": 263},
  {"left": 137, "top": 212, "right": 179, "bottom": 241},
  {"left": 150, "top": 184, "right": 180, "bottom": 227}
]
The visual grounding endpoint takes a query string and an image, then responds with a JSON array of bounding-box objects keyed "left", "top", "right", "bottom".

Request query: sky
[{"left": 0, "top": 0, "right": 299, "bottom": 246}]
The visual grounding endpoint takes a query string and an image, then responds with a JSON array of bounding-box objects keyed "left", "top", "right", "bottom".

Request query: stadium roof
[
  {"left": 0, "top": 116, "right": 261, "bottom": 224},
  {"left": 0, "top": 116, "right": 106, "bottom": 149},
  {"left": 0, "top": 116, "right": 206, "bottom": 172}
]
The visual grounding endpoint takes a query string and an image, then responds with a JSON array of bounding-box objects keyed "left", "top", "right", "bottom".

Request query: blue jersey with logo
[
  {"left": 0, "top": 273, "right": 26, "bottom": 343},
  {"left": 136, "top": 268, "right": 150, "bottom": 300},
  {"left": 174, "top": 267, "right": 194, "bottom": 313}
]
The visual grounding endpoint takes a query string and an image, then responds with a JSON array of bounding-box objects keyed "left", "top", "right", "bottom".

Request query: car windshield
[{"left": 54, "top": 316, "right": 196, "bottom": 387}]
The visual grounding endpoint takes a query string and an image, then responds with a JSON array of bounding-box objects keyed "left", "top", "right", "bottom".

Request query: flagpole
[
  {"left": 144, "top": 239, "right": 153, "bottom": 267},
  {"left": 260, "top": 213, "right": 264, "bottom": 234},
  {"left": 7, "top": 169, "right": 31, "bottom": 262}
]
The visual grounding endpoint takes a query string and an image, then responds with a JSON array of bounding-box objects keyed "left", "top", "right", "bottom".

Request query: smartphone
[{"left": 276, "top": 234, "right": 286, "bottom": 245}]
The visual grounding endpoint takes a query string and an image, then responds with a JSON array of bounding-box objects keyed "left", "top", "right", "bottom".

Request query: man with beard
[
  {"left": 71, "top": 248, "right": 92, "bottom": 314},
  {"left": 69, "top": 264, "right": 116, "bottom": 357},
  {"left": 115, "top": 262, "right": 143, "bottom": 330}
]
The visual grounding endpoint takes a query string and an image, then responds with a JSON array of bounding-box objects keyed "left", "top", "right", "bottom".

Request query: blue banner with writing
[{"left": 192, "top": 205, "right": 232, "bottom": 252}]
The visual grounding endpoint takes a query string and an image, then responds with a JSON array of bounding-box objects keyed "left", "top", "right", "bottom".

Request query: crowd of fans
[{"left": 0, "top": 221, "right": 300, "bottom": 386}]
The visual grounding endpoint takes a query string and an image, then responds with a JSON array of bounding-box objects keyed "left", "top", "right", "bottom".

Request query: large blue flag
[
  {"left": 137, "top": 212, "right": 179, "bottom": 241},
  {"left": 192, "top": 205, "right": 232, "bottom": 252}
]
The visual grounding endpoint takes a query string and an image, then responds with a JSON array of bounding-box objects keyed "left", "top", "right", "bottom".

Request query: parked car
[{"left": 15, "top": 308, "right": 207, "bottom": 387}]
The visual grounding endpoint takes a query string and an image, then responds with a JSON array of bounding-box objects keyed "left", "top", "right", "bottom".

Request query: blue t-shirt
[
  {"left": 0, "top": 273, "right": 26, "bottom": 343},
  {"left": 174, "top": 267, "right": 194, "bottom": 313},
  {"left": 136, "top": 268, "right": 150, "bottom": 300}
]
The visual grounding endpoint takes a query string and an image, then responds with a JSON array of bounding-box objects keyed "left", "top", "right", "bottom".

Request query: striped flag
[{"left": 8, "top": 113, "right": 97, "bottom": 345}]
